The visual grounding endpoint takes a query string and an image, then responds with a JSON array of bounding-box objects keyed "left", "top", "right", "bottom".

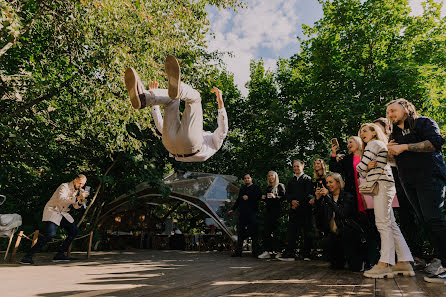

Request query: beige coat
[{"left": 42, "top": 182, "right": 81, "bottom": 225}]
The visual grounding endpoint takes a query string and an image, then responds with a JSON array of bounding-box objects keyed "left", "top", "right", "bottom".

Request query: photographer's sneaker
[
  {"left": 53, "top": 254, "right": 70, "bottom": 262},
  {"left": 124, "top": 67, "right": 146, "bottom": 109},
  {"left": 425, "top": 258, "right": 442, "bottom": 275},
  {"left": 19, "top": 256, "right": 34, "bottom": 265},
  {"left": 392, "top": 263, "right": 415, "bottom": 276},
  {"left": 363, "top": 265, "right": 394, "bottom": 279},
  {"left": 165, "top": 55, "right": 181, "bottom": 99},
  {"left": 257, "top": 251, "right": 272, "bottom": 259},
  {"left": 424, "top": 266, "right": 446, "bottom": 284}
]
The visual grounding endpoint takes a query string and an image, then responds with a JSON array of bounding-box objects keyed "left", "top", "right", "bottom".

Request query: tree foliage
[{"left": 0, "top": 0, "right": 243, "bottom": 231}]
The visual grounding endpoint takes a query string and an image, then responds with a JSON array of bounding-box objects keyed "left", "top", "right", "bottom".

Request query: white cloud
[
  {"left": 409, "top": 0, "right": 446, "bottom": 16},
  {"left": 207, "top": 0, "right": 304, "bottom": 96},
  {"left": 207, "top": 0, "right": 446, "bottom": 97}
]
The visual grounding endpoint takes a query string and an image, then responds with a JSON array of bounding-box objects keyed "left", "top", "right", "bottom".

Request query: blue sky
[{"left": 206, "top": 0, "right": 446, "bottom": 96}]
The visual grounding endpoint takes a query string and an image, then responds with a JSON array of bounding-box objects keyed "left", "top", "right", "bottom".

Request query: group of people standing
[{"left": 228, "top": 98, "right": 446, "bottom": 284}]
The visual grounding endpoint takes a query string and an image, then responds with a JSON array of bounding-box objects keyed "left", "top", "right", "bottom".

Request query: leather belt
[{"left": 172, "top": 150, "right": 200, "bottom": 158}]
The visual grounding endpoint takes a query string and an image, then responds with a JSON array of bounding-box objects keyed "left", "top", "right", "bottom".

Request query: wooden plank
[
  {"left": 224, "top": 261, "right": 331, "bottom": 297},
  {"left": 31, "top": 230, "right": 39, "bottom": 247},
  {"left": 411, "top": 273, "right": 446, "bottom": 297},
  {"left": 4, "top": 228, "right": 15, "bottom": 260},
  {"left": 375, "top": 278, "right": 403, "bottom": 297},
  {"left": 348, "top": 277, "right": 375, "bottom": 297},
  {"left": 87, "top": 231, "right": 93, "bottom": 259},
  {"left": 9, "top": 230, "right": 23, "bottom": 262}
]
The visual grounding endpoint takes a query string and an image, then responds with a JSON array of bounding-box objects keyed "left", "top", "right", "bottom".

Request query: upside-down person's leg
[{"left": 176, "top": 83, "right": 203, "bottom": 155}]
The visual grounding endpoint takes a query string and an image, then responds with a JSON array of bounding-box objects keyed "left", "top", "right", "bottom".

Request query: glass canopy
[{"left": 163, "top": 171, "right": 240, "bottom": 215}]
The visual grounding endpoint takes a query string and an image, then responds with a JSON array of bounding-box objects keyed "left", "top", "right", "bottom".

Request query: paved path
[{"left": 1, "top": 250, "right": 444, "bottom": 296}]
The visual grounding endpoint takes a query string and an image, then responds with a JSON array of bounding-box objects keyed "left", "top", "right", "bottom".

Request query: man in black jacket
[
  {"left": 227, "top": 173, "right": 262, "bottom": 257},
  {"left": 278, "top": 160, "right": 315, "bottom": 261},
  {"left": 386, "top": 99, "right": 446, "bottom": 284}
]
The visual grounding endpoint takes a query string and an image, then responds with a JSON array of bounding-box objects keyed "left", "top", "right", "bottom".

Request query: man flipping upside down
[{"left": 124, "top": 55, "right": 228, "bottom": 162}]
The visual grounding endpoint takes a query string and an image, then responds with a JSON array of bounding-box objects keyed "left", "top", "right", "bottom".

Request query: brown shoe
[
  {"left": 124, "top": 67, "right": 144, "bottom": 109},
  {"left": 164, "top": 55, "right": 181, "bottom": 99}
]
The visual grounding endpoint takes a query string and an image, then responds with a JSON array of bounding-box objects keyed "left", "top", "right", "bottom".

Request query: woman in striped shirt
[{"left": 357, "top": 123, "right": 414, "bottom": 279}]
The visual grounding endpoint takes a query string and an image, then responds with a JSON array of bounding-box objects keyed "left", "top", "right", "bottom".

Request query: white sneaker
[
  {"left": 363, "top": 265, "right": 394, "bottom": 279},
  {"left": 425, "top": 258, "right": 442, "bottom": 275},
  {"left": 303, "top": 257, "right": 311, "bottom": 262},
  {"left": 257, "top": 251, "right": 271, "bottom": 259},
  {"left": 392, "top": 263, "right": 415, "bottom": 277}
]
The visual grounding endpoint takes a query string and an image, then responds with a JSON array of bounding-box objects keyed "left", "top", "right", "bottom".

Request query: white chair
[{"left": 0, "top": 195, "right": 22, "bottom": 260}]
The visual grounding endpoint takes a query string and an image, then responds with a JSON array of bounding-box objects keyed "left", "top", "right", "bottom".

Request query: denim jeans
[
  {"left": 399, "top": 174, "right": 446, "bottom": 266},
  {"left": 26, "top": 217, "right": 80, "bottom": 258}
]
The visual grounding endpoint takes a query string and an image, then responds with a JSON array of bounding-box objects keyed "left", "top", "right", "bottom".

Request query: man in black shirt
[
  {"left": 387, "top": 98, "right": 446, "bottom": 284},
  {"left": 227, "top": 173, "right": 262, "bottom": 257},
  {"left": 278, "top": 160, "right": 315, "bottom": 261}
]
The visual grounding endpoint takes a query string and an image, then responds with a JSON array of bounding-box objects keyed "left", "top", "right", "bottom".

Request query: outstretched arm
[
  {"left": 210, "top": 87, "right": 228, "bottom": 147},
  {"left": 148, "top": 81, "right": 163, "bottom": 134},
  {"left": 211, "top": 87, "right": 224, "bottom": 109}
]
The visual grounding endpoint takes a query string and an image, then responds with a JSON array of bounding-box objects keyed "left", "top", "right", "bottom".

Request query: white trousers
[
  {"left": 373, "top": 181, "right": 413, "bottom": 265},
  {"left": 145, "top": 83, "right": 203, "bottom": 155}
]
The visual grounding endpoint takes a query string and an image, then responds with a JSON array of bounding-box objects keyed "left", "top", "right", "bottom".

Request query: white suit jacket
[
  {"left": 42, "top": 182, "right": 81, "bottom": 225},
  {"left": 152, "top": 107, "right": 228, "bottom": 162}
]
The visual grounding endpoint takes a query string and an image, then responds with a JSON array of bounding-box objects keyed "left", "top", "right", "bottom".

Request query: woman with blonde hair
[
  {"left": 357, "top": 123, "right": 414, "bottom": 278},
  {"left": 313, "top": 158, "right": 328, "bottom": 189},
  {"left": 314, "top": 172, "right": 365, "bottom": 271},
  {"left": 329, "top": 136, "right": 365, "bottom": 214},
  {"left": 258, "top": 171, "right": 286, "bottom": 259}
]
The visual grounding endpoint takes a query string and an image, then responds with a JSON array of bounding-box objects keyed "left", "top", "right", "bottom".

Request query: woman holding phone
[
  {"left": 329, "top": 137, "right": 366, "bottom": 214},
  {"left": 314, "top": 172, "right": 364, "bottom": 271}
]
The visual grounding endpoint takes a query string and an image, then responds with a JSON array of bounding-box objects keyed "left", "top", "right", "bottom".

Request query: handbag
[{"left": 358, "top": 180, "right": 379, "bottom": 195}]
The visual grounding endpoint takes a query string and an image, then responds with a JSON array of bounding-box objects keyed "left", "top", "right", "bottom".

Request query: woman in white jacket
[{"left": 356, "top": 123, "right": 414, "bottom": 278}]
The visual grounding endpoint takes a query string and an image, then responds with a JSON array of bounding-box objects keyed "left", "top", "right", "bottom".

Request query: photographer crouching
[
  {"left": 314, "top": 172, "right": 365, "bottom": 271},
  {"left": 20, "top": 174, "right": 90, "bottom": 264}
]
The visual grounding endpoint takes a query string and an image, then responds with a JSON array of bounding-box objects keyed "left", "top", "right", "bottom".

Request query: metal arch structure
[{"left": 96, "top": 185, "right": 234, "bottom": 240}]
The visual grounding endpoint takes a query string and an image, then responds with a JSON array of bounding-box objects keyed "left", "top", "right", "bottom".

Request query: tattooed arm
[
  {"left": 388, "top": 140, "right": 435, "bottom": 156},
  {"left": 407, "top": 140, "right": 436, "bottom": 153}
]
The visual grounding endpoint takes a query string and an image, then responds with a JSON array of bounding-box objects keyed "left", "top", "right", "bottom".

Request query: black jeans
[
  {"left": 26, "top": 217, "right": 80, "bottom": 258},
  {"left": 235, "top": 211, "right": 258, "bottom": 255},
  {"left": 321, "top": 228, "right": 363, "bottom": 271},
  {"left": 400, "top": 174, "right": 446, "bottom": 266},
  {"left": 393, "top": 167, "right": 425, "bottom": 258},
  {"left": 363, "top": 210, "right": 380, "bottom": 267},
  {"left": 262, "top": 208, "right": 281, "bottom": 253},
  {"left": 285, "top": 208, "right": 313, "bottom": 258}
]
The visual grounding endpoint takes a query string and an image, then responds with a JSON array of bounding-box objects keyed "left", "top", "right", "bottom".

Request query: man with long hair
[{"left": 386, "top": 98, "right": 446, "bottom": 284}]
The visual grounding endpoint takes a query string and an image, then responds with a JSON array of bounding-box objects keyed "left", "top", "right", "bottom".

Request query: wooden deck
[{"left": 0, "top": 250, "right": 444, "bottom": 297}]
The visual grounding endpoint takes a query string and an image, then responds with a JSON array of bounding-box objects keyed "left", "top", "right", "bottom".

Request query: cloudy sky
[{"left": 206, "top": 0, "right": 446, "bottom": 96}]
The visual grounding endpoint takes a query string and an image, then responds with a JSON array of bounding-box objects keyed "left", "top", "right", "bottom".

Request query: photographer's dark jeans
[
  {"left": 26, "top": 217, "right": 80, "bottom": 258},
  {"left": 400, "top": 174, "right": 446, "bottom": 266}
]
